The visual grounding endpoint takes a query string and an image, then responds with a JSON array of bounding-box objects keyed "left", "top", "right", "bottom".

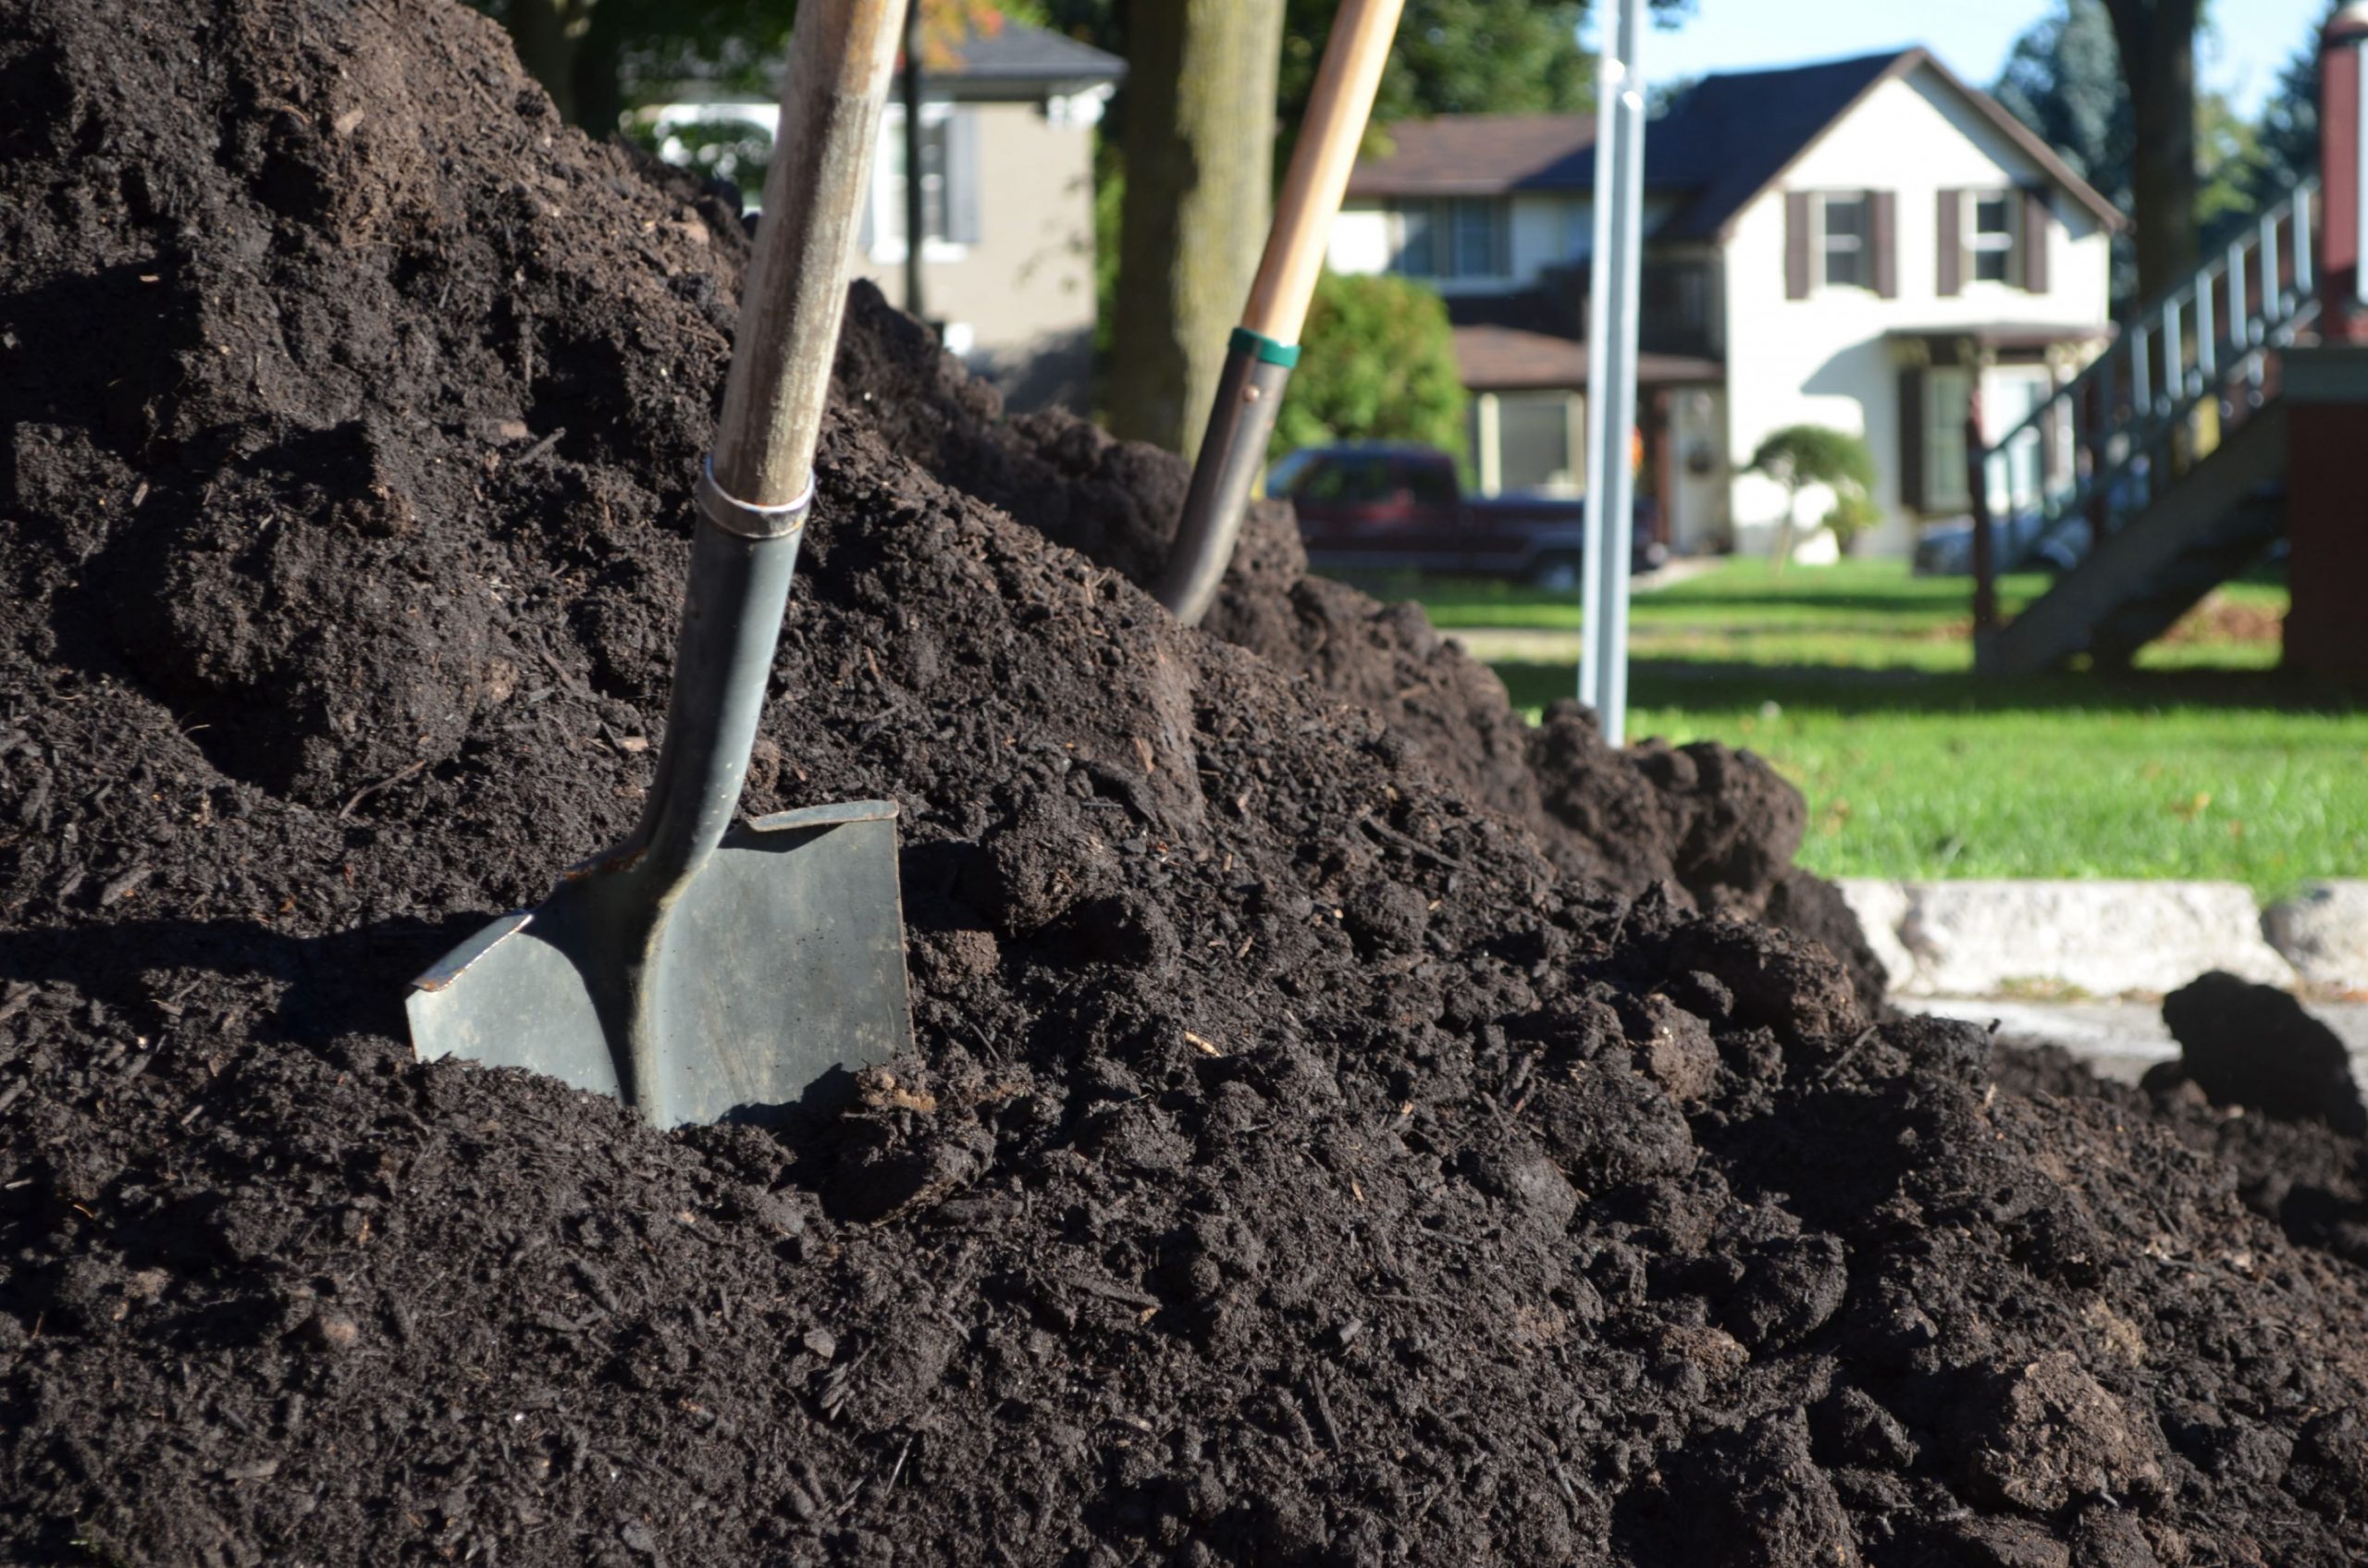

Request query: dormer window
[{"left": 1820, "top": 194, "right": 1870, "bottom": 289}]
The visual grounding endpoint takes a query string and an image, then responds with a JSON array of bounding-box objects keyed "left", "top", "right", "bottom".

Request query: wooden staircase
[{"left": 1973, "top": 179, "right": 2318, "bottom": 675}]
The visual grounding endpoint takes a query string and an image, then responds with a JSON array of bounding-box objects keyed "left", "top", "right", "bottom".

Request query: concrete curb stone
[
  {"left": 2262, "top": 881, "right": 2368, "bottom": 991},
  {"left": 1838, "top": 879, "right": 2305, "bottom": 999}
]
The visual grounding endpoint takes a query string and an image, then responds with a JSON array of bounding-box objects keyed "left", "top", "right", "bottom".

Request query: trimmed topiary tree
[
  {"left": 1273, "top": 270, "right": 1468, "bottom": 463},
  {"left": 1746, "top": 424, "right": 1878, "bottom": 570}
]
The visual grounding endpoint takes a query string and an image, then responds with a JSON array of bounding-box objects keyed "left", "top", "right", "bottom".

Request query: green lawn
[{"left": 1326, "top": 560, "right": 2366, "bottom": 895}]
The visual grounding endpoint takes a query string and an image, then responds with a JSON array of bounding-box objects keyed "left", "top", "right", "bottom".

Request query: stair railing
[{"left": 1971, "top": 176, "right": 2321, "bottom": 566}]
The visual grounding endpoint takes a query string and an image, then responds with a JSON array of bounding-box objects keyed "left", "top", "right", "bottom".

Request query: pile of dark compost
[{"left": 2, "top": 1, "right": 2365, "bottom": 1563}]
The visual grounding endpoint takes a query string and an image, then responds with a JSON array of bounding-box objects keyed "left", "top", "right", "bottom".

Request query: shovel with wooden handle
[
  {"left": 405, "top": 0, "right": 914, "bottom": 1129},
  {"left": 1154, "top": 0, "right": 1406, "bottom": 625}
]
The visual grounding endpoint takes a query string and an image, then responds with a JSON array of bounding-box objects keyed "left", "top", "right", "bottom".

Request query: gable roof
[
  {"left": 1346, "top": 116, "right": 1598, "bottom": 198},
  {"left": 1346, "top": 47, "right": 2124, "bottom": 240},
  {"left": 653, "top": 20, "right": 1122, "bottom": 104},
  {"left": 928, "top": 21, "right": 1125, "bottom": 95}
]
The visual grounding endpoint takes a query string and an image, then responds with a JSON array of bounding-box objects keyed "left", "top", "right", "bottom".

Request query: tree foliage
[
  {"left": 473, "top": 0, "right": 1018, "bottom": 131},
  {"left": 1271, "top": 271, "right": 1467, "bottom": 461},
  {"left": 1748, "top": 425, "right": 1874, "bottom": 495},
  {"left": 2246, "top": 1, "right": 2339, "bottom": 208},
  {"left": 1282, "top": 0, "right": 1591, "bottom": 130},
  {"left": 1993, "top": 0, "right": 2325, "bottom": 306},
  {"left": 1994, "top": 0, "right": 2130, "bottom": 208}
]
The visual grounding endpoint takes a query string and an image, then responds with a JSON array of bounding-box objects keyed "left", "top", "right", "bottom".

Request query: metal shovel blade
[{"left": 407, "top": 800, "right": 911, "bottom": 1129}]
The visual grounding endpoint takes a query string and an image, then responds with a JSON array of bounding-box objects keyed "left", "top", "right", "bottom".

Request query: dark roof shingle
[
  {"left": 931, "top": 23, "right": 1125, "bottom": 92},
  {"left": 1445, "top": 293, "right": 1721, "bottom": 390},
  {"left": 1347, "top": 48, "right": 2122, "bottom": 239}
]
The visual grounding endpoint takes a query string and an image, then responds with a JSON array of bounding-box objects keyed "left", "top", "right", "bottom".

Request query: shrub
[
  {"left": 1746, "top": 424, "right": 1878, "bottom": 565},
  {"left": 1272, "top": 271, "right": 1467, "bottom": 463}
]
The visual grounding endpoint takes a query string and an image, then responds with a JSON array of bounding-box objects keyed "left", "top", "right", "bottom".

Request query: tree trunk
[
  {"left": 507, "top": 0, "right": 586, "bottom": 123},
  {"left": 571, "top": 7, "right": 625, "bottom": 137},
  {"left": 902, "top": 2, "right": 927, "bottom": 325},
  {"left": 2103, "top": 0, "right": 2202, "bottom": 303},
  {"left": 1107, "top": 0, "right": 1285, "bottom": 454},
  {"left": 1770, "top": 485, "right": 1798, "bottom": 578}
]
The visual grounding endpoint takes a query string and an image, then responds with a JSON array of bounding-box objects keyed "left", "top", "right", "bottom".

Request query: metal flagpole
[{"left": 1578, "top": 0, "right": 1646, "bottom": 744}]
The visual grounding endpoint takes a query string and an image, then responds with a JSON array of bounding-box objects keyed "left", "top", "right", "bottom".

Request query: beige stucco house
[
  {"left": 644, "top": 24, "right": 1122, "bottom": 413},
  {"left": 1327, "top": 49, "right": 2127, "bottom": 558}
]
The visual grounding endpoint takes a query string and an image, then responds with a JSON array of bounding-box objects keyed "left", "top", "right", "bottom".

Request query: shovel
[
  {"left": 1155, "top": 0, "right": 1406, "bottom": 624},
  {"left": 406, "top": 0, "right": 913, "bottom": 1129}
]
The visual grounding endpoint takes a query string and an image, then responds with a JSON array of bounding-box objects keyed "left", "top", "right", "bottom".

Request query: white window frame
[
  {"left": 1818, "top": 192, "right": 1871, "bottom": 291},
  {"left": 1923, "top": 365, "right": 1971, "bottom": 512},
  {"left": 869, "top": 102, "right": 969, "bottom": 266},
  {"left": 1389, "top": 197, "right": 1511, "bottom": 282},
  {"left": 1965, "top": 190, "right": 2020, "bottom": 288}
]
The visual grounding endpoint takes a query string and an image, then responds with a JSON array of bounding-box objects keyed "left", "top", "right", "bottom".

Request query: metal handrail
[{"left": 1970, "top": 176, "right": 2320, "bottom": 551}]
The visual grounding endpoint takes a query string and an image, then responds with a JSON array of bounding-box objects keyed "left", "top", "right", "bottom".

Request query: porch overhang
[
  {"left": 1452, "top": 325, "right": 1722, "bottom": 392},
  {"left": 1885, "top": 322, "right": 2114, "bottom": 362}
]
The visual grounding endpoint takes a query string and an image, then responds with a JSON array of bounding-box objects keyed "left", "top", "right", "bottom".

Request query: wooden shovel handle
[
  {"left": 1240, "top": 0, "right": 1406, "bottom": 346},
  {"left": 711, "top": 0, "right": 906, "bottom": 506}
]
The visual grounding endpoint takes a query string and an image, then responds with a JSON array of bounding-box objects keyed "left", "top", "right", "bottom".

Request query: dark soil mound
[
  {"left": 2154, "top": 971, "right": 2367, "bottom": 1138},
  {"left": 829, "top": 294, "right": 1893, "bottom": 1009},
  {"left": 4, "top": 1, "right": 2366, "bottom": 1564}
]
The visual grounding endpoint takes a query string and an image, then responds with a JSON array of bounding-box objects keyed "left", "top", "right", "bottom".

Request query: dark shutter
[
  {"left": 1785, "top": 191, "right": 1812, "bottom": 300},
  {"left": 1896, "top": 364, "right": 1926, "bottom": 512},
  {"left": 2020, "top": 186, "right": 2049, "bottom": 293},
  {"left": 1870, "top": 189, "right": 1897, "bottom": 299},
  {"left": 946, "top": 109, "right": 981, "bottom": 245},
  {"left": 1936, "top": 188, "right": 1962, "bottom": 297}
]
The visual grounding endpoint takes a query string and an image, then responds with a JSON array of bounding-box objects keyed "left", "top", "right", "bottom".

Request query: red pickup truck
[{"left": 1266, "top": 442, "right": 1665, "bottom": 589}]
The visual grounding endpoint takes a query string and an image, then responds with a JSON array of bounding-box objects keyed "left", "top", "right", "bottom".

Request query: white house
[
  {"left": 643, "top": 23, "right": 1124, "bottom": 413},
  {"left": 1328, "top": 48, "right": 2126, "bottom": 557}
]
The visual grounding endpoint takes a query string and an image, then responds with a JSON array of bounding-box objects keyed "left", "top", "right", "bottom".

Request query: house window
[
  {"left": 1968, "top": 191, "right": 2017, "bottom": 284},
  {"left": 1392, "top": 199, "right": 1510, "bottom": 279},
  {"left": 1642, "top": 257, "right": 1710, "bottom": 339},
  {"left": 1922, "top": 367, "right": 1971, "bottom": 511},
  {"left": 1820, "top": 194, "right": 1870, "bottom": 289},
  {"left": 869, "top": 105, "right": 979, "bottom": 259}
]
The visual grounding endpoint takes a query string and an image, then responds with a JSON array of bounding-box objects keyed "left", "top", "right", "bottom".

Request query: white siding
[
  {"left": 1720, "top": 68, "right": 2114, "bottom": 558},
  {"left": 1511, "top": 195, "right": 1582, "bottom": 281},
  {"left": 1328, "top": 204, "right": 1395, "bottom": 276}
]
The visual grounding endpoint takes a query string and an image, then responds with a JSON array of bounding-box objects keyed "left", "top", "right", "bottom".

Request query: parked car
[
  {"left": 1266, "top": 442, "right": 1668, "bottom": 588},
  {"left": 1911, "top": 510, "right": 2091, "bottom": 577}
]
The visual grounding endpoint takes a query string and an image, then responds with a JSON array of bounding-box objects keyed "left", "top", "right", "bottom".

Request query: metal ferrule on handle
[
  {"left": 1154, "top": 328, "right": 1297, "bottom": 624},
  {"left": 697, "top": 456, "right": 815, "bottom": 540},
  {"left": 1155, "top": 0, "right": 1401, "bottom": 624}
]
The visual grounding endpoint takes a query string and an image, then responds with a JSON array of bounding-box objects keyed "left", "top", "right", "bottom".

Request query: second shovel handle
[
  {"left": 1240, "top": 0, "right": 1404, "bottom": 346},
  {"left": 711, "top": 0, "right": 905, "bottom": 509}
]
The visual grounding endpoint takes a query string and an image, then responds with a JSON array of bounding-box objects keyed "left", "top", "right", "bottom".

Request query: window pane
[
  {"left": 1973, "top": 246, "right": 2012, "bottom": 282},
  {"left": 1821, "top": 195, "right": 1868, "bottom": 287},
  {"left": 1454, "top": 199, "right": 1500, "bottom": 276},
  {"left": 1498, "top": 397, "right": 1575, "bottom": 493},
  {"left": 1398, "top": 203, "right": 1437, "bottom": 277},
  {"left": 920, "top": 117, "right": 949, "bottom": 241},
  {"left": 1974, "top": 194, "right": 2012, "bottom": 235},
  {"left": 1924, "top": 370, "right": 1971, "bottom": 510}
]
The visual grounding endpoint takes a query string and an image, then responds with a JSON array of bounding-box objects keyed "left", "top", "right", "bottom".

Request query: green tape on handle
[{"left": 1229, "top": 327, "right": 1301, "bottom": 368}]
